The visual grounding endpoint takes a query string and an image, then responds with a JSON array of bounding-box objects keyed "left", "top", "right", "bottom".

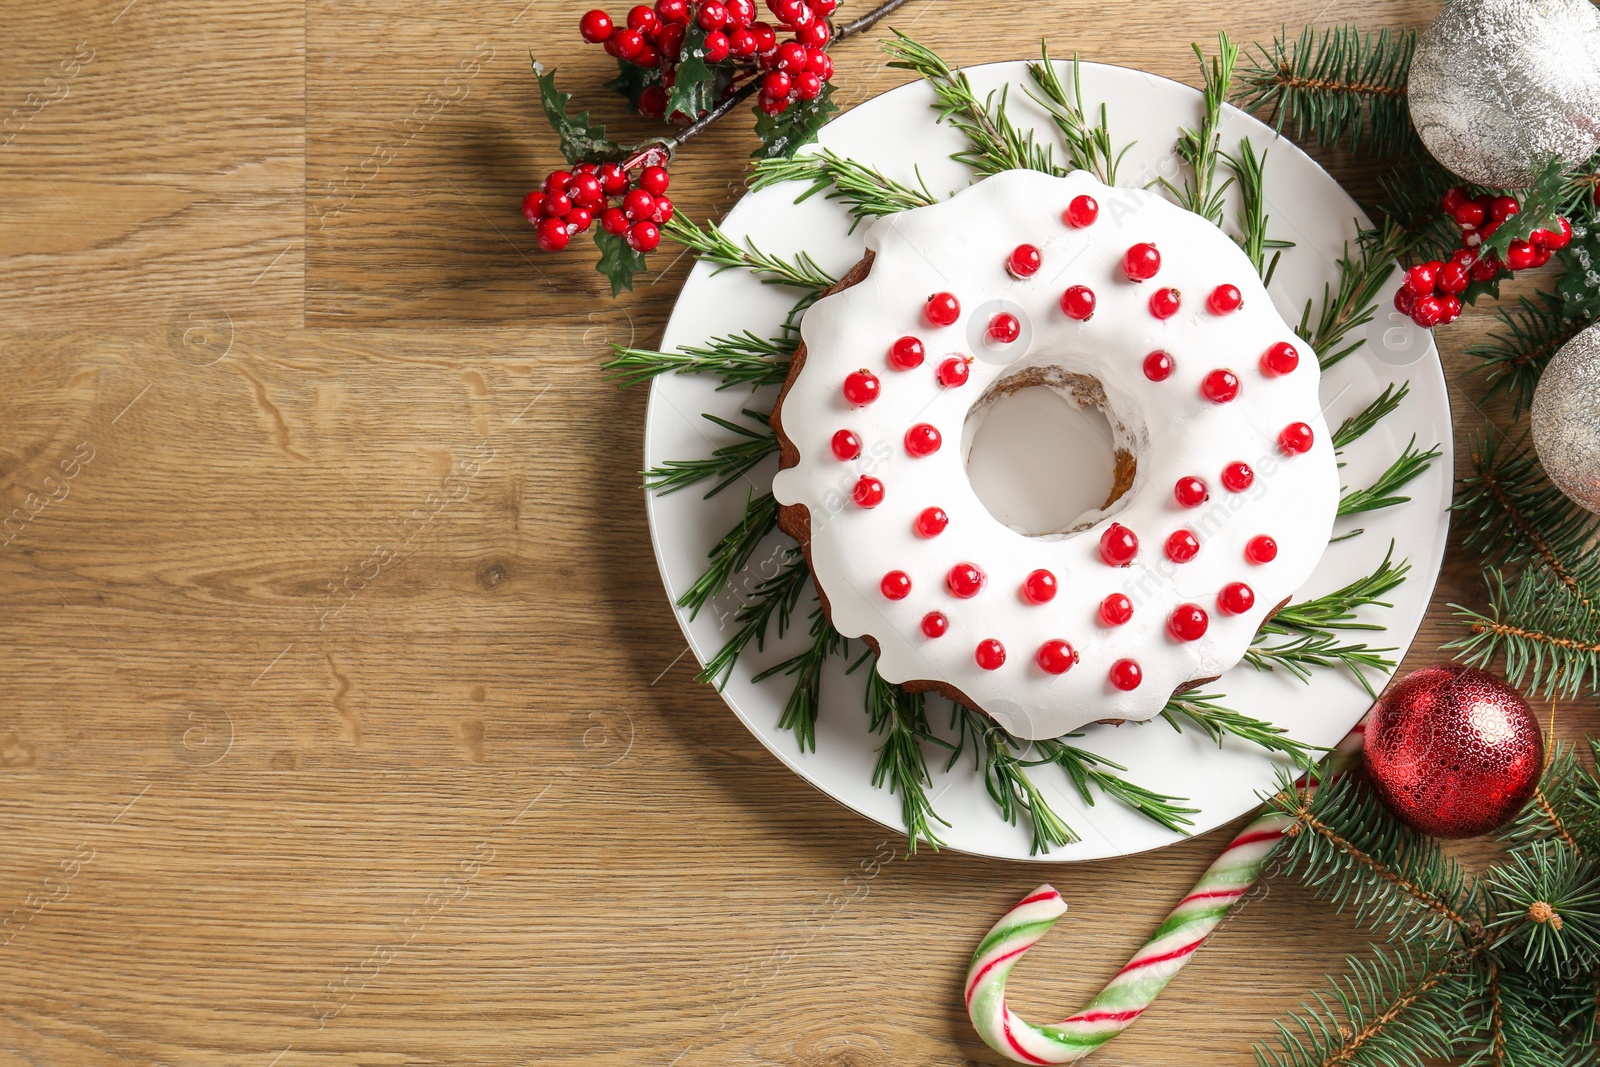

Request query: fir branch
[
  {"left": 1234, "top": 25, "right": 1417, "bottom": 157},
  {"left": 883, "top": 32, "right": 1059, "bottom": 178},
  {"left": 663, "top": 214, "right": 837, "bottom": 292},
  {"left": 1298, "top": 221, "right": 1410, "bottom": 370},
  {"left": 1161, "top": 692, "right": 1318, "bottom": 766},
  {"left": 1026, "top": 45, "right": 1134, "bottom": 184},
  {"left": 1333, "top": 382, "right": 1411, "bottom": 452},
  {"left": 1338, "top": 436, "right": 1443, "bottom": 516},
  {"left": 865, "top": 665, "right": 948, "bottom": 852},
  {"left": 1031, "top": 736, "right": 1198, "bottom": 834},
  {"left": 1223, "top": 136, "right": 1291, "bottom": 284},
  {"left": 1464, "top": 291, "right": 1584, "bottom": 420},
  {"left": 951, "top": 707, "right": 1078, "bottom": 854},
  {"left": 1485, "top": 841, "right": 1600, "bottom": 973},
  {"left": 1160, "top": 34, "right": 1239, "bottom": 225},
  {"left": 752, "top": 606, "right": 844, "bottom": 753},
  {"left": 1500, "top": 743, "right": 1600, "bottom": 859},
  {"left": 1556, "top": 209, "right": 1600, "bottom": 324},
  {"left": 696, "top": 550, "right": 809, "bottom": 688},
  {"left": 1449, "top": 569, "right": 1600, "bottom": 699},
  {"left": 675, "top": 490, "right": 780, "bottom": 619},
  {"left": 1481, "top": 159, "right": 1576, "bottom": 259},
  {"left": 642, "top": 410, "right": 777, "bottom": 498},
  {"left": 749, "top": 147, "right": 938, "bottom": 230},
  {"left": 603, "top": 330, "right": 795, "bottom": 392},
  {"left": 1376, "top": 149, "right": 1463, "bottom": 262},
  {"left": 1261, "top": 543, "right": 1410, "bottom": 636},
  {"left": 1246, "top": 632, "right": 1395, "bottom": 696}
]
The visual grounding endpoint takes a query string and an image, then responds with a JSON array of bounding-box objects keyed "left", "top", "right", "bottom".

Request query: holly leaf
[
  {"left": 595, "top": 229, "right": 648, "bottom": 296},
  {"left": 604, "top": 59, "right": 657, "bottom": 109},
  {"left": 1481, "top": 158, "right": 1571, "bottom": 258},
  {"left": 752, "top": 83, "right": 840, "bottom": 160},
  {"left": 665, "top": 24, "right": 718, "bottom": 121},
  {"left": 534, "top": 58, "right": 622, "bottom": 164},
  {"left": 1463, "top": 275, "right": 1504, "bottom": 306}
]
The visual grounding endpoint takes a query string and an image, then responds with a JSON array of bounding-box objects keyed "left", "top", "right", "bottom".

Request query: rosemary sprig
[
  {"left": 1160, "top": 34, "right": 1239, "bottom": 225},
  {"left": 1299, "top": 220, "right": 1410, "bottom": 370},
  {"left": 1262, "top": 543, "right": 1411, "bottom": 635},
  {"left": 1161, "top": 692, "right": 1319, "bottom": 767},
  {"left": 1026, "top": 44, "right": 1133, "bottom": 184},
  {"left": 602, "top": 330, "right": 796, "bottom": 391},
  {"left": 750, "top": 148, "right": 938, "bottom": 230},
  {"left": 1223, "top": 136, "right": 1292, "bottom": 284},
  {"left": 675, "top": 490, "right": 780, "bottom": 619},
  {"left": 1338, "top": 436, "right": 1443, "bottom": 517},
  {"left": 753, "top": 605, "right": 845, "bottom": 753},
  {"left": 1246, "top": 631, "right": 1396, "bottom": 696},
  {"left": 697, "top": 551, "right": 810, "bottom": 688},
  {"left": 1333, "top": 381, "right": 1411, "bottom": 452},
  {"left": 1032, "top": 736, "right": 1199, "bottom": 834},
  {"left": 952, "top": 707, "right": 1078, "bottom": 854},
  {"left": 664, "top": 214, "right": 837, "bottom": 292},
  {"left": 866, "top": 666, "right": 948, "bottom": 852},
  {"left": 643, "top": 411, "right": 777, "bottom": 498},
  {"left": 884, "top": 32, "right": 1059, "bottom": 177}
]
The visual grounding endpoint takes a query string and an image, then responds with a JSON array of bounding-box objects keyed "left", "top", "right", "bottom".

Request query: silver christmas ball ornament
[
  {"left": 1533, "top": 323, "right": 1600, "bottom": 513},
  {"left": 1408, "top": 0, "right": 1600, "bottom": 188}
]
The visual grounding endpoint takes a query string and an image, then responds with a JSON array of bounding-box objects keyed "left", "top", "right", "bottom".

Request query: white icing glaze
[{"left": 772, "top": 170, "right": 1339, "bottom": 739}]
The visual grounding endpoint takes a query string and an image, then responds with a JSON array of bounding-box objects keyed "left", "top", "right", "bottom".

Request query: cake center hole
[{"left": 963, "top": 381, "right": 1126, "bottom": 537}]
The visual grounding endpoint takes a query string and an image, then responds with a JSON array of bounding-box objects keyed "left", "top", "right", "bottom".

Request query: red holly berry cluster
[
  {"left": 579, "top": 0, "right": 836, "bottom": 121},
  {"left": 521, "top": 159, "right": 673, "bottom": 252},
  {"left": 1394, "top": 187, "right": 1574, "bottom": 328}
]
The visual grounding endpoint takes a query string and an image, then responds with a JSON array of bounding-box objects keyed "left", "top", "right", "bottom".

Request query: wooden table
[{"left": 0, "top": 1, "right": 1580, "bottom": 1063}]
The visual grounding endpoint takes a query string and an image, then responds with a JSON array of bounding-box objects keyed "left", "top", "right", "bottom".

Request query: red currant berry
[
  {"left": 623, "top": 188, "right": 656, "bottom": 220},
  {"left": 1261, "top": 341, "right": 1299, "bottom": 376},
  {"left": 1099, "top": 523, "right": 1138, "bottom": 567},
  {"left": 1064, "top": 194, "right": 1099, "bottom": 228},
  {"left": 580, "top": 10, "right": 616, "bottom": 42},
  {"left": 727, "top": 0, "right": 756, "bottom": 23},
  {"left": 1433, "top": 260, "right": 1470, "bottom": 296},
  {"left": 937, "top": 357, "right": 970, "bottom": 388},
  {"left": 761, "top": 71, "right": 792, "bottom": 99},
  {"left": 1061, "top": 285, "right": 1096, "bottom": 320},
  {"left": 905, "top": 423, "right": 942, "bottom": 457},
  {"left": 881, "top": 570, "right": 912, "bottom": 600},
  {"left": 768, "top": 0, "right": 807, "bottom": 24},
  {"left": 1100, "top": 593, "right": 1134, "bottom": 626},
  {"left": 1037, "top": 640, "right": 1077, "bottom": 675},
  {"left": 628, "top": 221, "right": 661, "bottom": 252},
  {"left": 915, "top": 506, "right": 949, "bottom": 538},
  {"left": 830, "top": 429, "right": 861, "bottom": 460},
  {"left": 601, "top": 207, "right": 630, "bottom": 235},
  {"left": 1453, "top": 200, "right": 1487, "bottom": 230},
  {"left": 1218, "top": 582, "right": 1255, "bottom": 615},
  {"left": 1174, "top": 476, "right": 1208, "bottom": 508},
  {"left": 1470, "top": 254, "right": 1503, "bottom": 283},
  {"left": 1208, "top": 284, "right": 1244, "bottom": 314},
  {"left": 757, "top": 95, "right": 789, "bottom": 115},
  {"left": 1008, "top": 244, "right": 1042, "bottom": 278},
  {"left": 599, "top": 162, "right": 629, "bottom": 194},
  {"left": 975, "top": 639, "right": 1007, "bottom": 671},
  {"left": 853, "top": 475, "right": 885, "bottom": 508},
  {"left": 947, "top": 563, "right": 985, "bottom": 599},
  {"left": 842, "top": 370, "right": 880, "bottom": 406},
  {"left": 632, "top": 44, "right": 661, "bottom": 66},
  {"left": 536, "top": 216, "right": 570, "bottom": 251},
  {"left": 639, "top": 166, "right": 671, "bottom": 195},
  {"left": 925, "top": 292, "right": 961, "bottom": 326},
  {"left": 1506, "top": 239, "right": 1537, "bottom": 272},
  {"left": 1279, "top": 422, "right": 1314, "bottom": 455},
  {"left": 1222, "top": 462, "right": 1254, "bottom": 493},
  {"left": 1168, "top": 604, "right": 1209, "bottom": 642},
  {"left": 1202, "top": 369, "right": 1240, "bottom": 403},
  {"left": 1149, "top": 287, "right": 1182, "bottom": 319},
  {"left": 921, "top": 611, "right": 948, "bottom": 638},
  {"left": 1451, "top": 246, "right": 1479, "bottom": 268},
  {"left": 889, "top": 336, "right": 925, "bottom": 370},
  {"left": 1122, "top": 243, "right": 1161, "bottom": 282},
  {"left": 520, "top": 190, "right": 546, "bottom": 224},
  {"left": 656, "top": 0, "right": 689, "bottom": 22},
  {"left": 1490, "top": 195, "right": 1520, "bottom": 222},
  {"left": 750, "top": 21, "right": 776, "bottom": 51},
  {"left": 1165, "top": 529, "right": 1200, "bottom": 563},
  {"left": 1022, "top": 569, "right": 1058, "bottom": 604},
  {"left": 810, "top": 0, "right": 839, "bottom": 14},
  {"left": 1245, "top": 534, "right": 1278, "bottom": 564},
  {"left": 988, "top": 313, "right": 1021, "bottom": 345},
  {"left": 1143, "top": 351, "right": 1174, "bottom": 382},
  {"left": 1405, "top": 261, "right": 1441, "bottom": 295},
  {"left": 544, "top": 170, "right": 573, "bottom": 196},
  {"left": 1110, "top": 659, "right": 1143, "bottom": 691}
]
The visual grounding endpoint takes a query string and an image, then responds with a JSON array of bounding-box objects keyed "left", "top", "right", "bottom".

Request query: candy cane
[{"left": 965, "top": 722, "right": 1368, "bottom": 1064}]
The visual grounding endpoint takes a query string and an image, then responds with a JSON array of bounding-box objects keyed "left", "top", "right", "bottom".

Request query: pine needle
[
  {"left": 1464, "top": 292, "right": 1585, "bottom": 420},
  {"left": 602, "top": 330, "right": 796, "bottom": 391},
  {"left": 1338, "top": 436, "right": 1443, "bottom": 516},
  {"left": 1449, "top": 569, "right": 1600, "bottom": 699},
  {"left": 642, "top": 410, "right": 777, "bottom": 498},
  {"left": 750, "top": 148, "right": 939, "bottom": 230},
  {"left": 951, "top": 707, "right": 1079, "bottom": 854}
]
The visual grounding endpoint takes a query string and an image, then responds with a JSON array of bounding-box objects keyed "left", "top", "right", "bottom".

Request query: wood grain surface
[{"left": 0, "top": 1, "right": 1588, "bottom": 1064}]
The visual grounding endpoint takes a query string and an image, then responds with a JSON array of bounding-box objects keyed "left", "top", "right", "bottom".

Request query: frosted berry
[
  {"left": 544, "top": 193, "right": 574, "bottom": 219},
  {"left": 1412, "top": 295, "right": 1445, "bottom": 328},
  {"left": 651, "top": 196, "right": 674, "bottom": 225},
  {"left": 915, "top": 506, "right": 949, "bottom": 538},
  {"left": 601, "top": 207, "right": 630, "bottom": 235},
  {"left": 1506, "top": 239, "right": 1537, "bottom": 272},
  {"left": 629, "top": 221, "right": 662, "bottom": 252},
  {"left": 1165, "top": 529, "right": 1200, "bottom": 563},
  {"left": 1168, "top": 604, "right": 1209, "bottom": 642},
  {"left": 1245, "top": 534, "right": 1278, "bottom": 564},
  {"left": 889, "top": 336, "right": 925, "bottom": 370},
  {"left": 639, "top": 166, "right": 670, "bottom": 195},
  {"left": 1405, "top": 261, "right": 1440, "bottom": 295},
  {"left": 1261, "top": 342, "right": 1299, "bottom": 376},
  {"left": 831, "top": 429, "right": 862, "bottom": 461},
  {"left": 1122, "top": 243, "right": 1161, "bottom": 282},
  {"left": 1208, "top": 284, "right": 1243, "bottom": 314},
  {"left": 947, "top": 563, "right": 985, "bottom": 599},
  {"left": 1453, "top": 200, "right": 1486, "bottom": 230},
  {"left": 988, "top": 313, "right": 1021, "bottom": 344},
  {"left": 623, "top": 188, "right": 656, "bottom": 220},
  {"left": 1022, "top": 569, "right": 1058, "bottom": 604},
  {"left": 536, "top": 217, "right": 570, "bottom": 252},
  {"left": 697, "top": 0, "right": 728, "bottom": 28},
  {"left": 1150, "top": 288, "right": 1182, "bottom": 319},
  {"left": 520, "top": 191, "right": 546, "bottom": 224},
  {"left": 630, "top": 4, "right": 661, "bottom": 32},
  {"left": 1143, "top": 351, "right": 1174, "bottom": 382},
  {"left": 610, "top": 27, "right": 646, "bottom": 59},
  {"left": 566, "top": 207, "right": 594, "bottom": 233},
  {"left": 1394, "top": 286, "right": 1416, "bottom": 315},
  {"left": 843, "top": 370, "right": 880, "bottom": 405},
  {"left": 1037, "top": 640, "right": 1077, "bottom": 675},
  {"left": 925, "top": 292, "right": 961, "bottom": 326},
  {"left": 1218, "top": 582, "right": 1255, "bottom": 615},
  {"left": 904, "top": 423, "right": 942, "bottom": 457},
  {"left": 1279, "top": 422, "right": 1314, "bottom": 455},
  {"left": 1439, "top": 295, "right": 1463, "bottom": 323},
  {"left": 881, "top": 571, "right": 912, "bottom": 600},
  {"left": 570, "top": 173, "right": 605, "bottom": 208},
  {"left": 853, "top": 476, "right": 885, "bottom": 508},
  {"left": 1490, "top": 195, "right": 1520, "bottom": 222},
  {"left": 580, "top": 9, "right": 615, "bottom": 42},
  {"left": 1174, "top": 476, "right": 1208, "bottom": 508},
  {"left": 1065, "top": 195, "right": 1099, "bottom": 228},
  {"left": 793, "top": 71, "right": 823, "bottom": 100},
  {"left": 975, "top": 639, "right": 1007, "bottom": 671},
  {"left": 1008, "top": 244, "right": 1042, "bottom": 278},
  {"left": 762, "top": 71, "right": 791, "bottom": 99},
  {"left": 1222, "top": 462, "right": 1254, "bottom": 492},
  {"left": 1531, "top": 217, "right": 1573, "bottom": 250},
  {"left": 544, "top": 171, "right": 573, "bottom": 196},
  {"left": 1100, "top": 593, "right": 1133, "bottom": 626},
  {"left": 937, "top": 356, "right": 971, "bottom": 388},
  {"left": 1061, "top": 285, "right": 1096, "bottom": 320},
  {"left": 921, "top": 612, "right": 948, "bottom": 638},
  {"left": 1099, "top": 523, "right": 1138, "bottom": 567},
  {"left": 1110, "top": 659, "right": 1143, "bottom": 691},
  {"left": 1202, "top": 369, "right": 1240, "bottom": 403}
]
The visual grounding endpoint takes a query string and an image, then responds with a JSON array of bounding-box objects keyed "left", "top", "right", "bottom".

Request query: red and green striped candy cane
[{"left": 965, "top": 723, "right": 1367, "bottom": 1064}]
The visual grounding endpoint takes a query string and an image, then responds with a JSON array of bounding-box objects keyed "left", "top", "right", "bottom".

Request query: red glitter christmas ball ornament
[{"left": 1364, "top": 665, "right": 1544, "bottom": 839}]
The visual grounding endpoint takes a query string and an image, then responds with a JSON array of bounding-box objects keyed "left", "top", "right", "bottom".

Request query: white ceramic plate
[{"left": 644, "top": 60, "right": 1453, "bottom": 862}]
